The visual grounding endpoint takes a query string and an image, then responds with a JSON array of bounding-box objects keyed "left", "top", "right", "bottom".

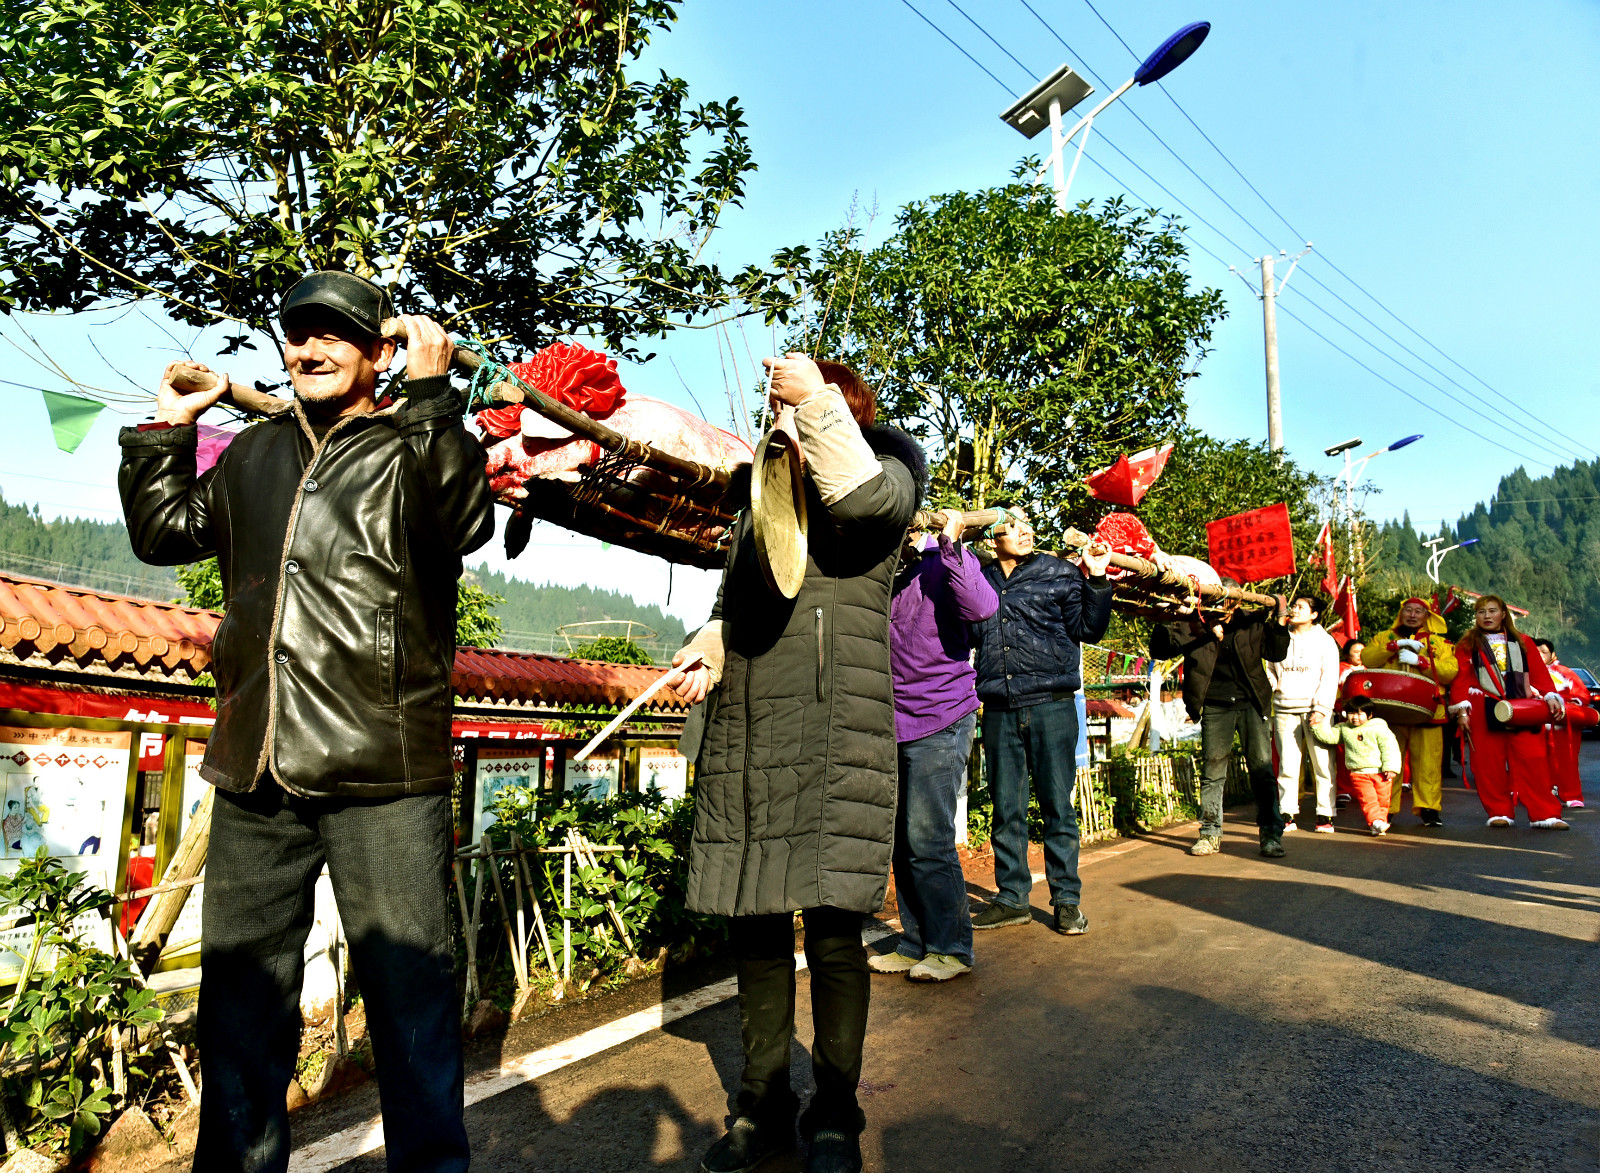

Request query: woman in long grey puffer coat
[{"left": 670, "top": 353, "right": 922, "bottom": 1173}]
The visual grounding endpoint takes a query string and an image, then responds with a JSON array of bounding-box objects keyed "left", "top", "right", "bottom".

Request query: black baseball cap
[{"left": 280, "top": 271, "right": 393, "bottom": 339}]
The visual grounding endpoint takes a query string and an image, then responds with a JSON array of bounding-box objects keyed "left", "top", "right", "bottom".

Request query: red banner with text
[{"left": 1206, "top": 503, "right": 1297, "bottom": 583}]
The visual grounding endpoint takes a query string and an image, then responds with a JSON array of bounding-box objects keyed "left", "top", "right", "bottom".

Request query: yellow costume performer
[{"left": 1360, "top": 597, "right": 1458, "bottom": 825}]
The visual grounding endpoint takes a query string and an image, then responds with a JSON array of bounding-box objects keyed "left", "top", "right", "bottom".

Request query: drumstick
[{"left": 574, "top": 654, "right": 703, "bottom": 762}]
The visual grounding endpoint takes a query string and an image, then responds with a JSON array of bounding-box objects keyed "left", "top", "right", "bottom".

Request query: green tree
[
  {"left": 787, "top": 179, "right": 1225, "bottom": 540},
  {"left": 456, "top": 581, "right": 506, "bottom": 649},
  {"left": 0, "top": 0, "right": 803, "bottom": 359},
  {"left": 174, "top": 558, "right": 224, "bottom": 610},
  {"left": 572, "top": 635, "right": 654, "bottom": 664}
]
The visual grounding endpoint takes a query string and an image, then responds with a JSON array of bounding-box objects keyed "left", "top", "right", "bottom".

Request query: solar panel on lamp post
[{"left": 1007, "top": 20, "right": 1211, "bottom": 212}]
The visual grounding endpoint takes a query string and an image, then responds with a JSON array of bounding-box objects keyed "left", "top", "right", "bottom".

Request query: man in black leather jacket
[
  {"left": 1151, "top": 585, "right": 1292, "bottom": 859},
  {"left": 120, "top": 272, "right": 494, "bottom": 1173}
]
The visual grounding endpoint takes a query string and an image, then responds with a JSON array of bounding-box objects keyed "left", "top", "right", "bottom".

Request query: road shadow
[
  {"left": 878, "top": 983, "right": 1600, "bottom": 1173},
  {"left": 1127, "top": 871, "right": 1600, "bottom": 1049}
]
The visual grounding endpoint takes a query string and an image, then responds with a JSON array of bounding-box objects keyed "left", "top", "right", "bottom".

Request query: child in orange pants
[{"left": 1313, "top": 698, "right": 1402, "bottom": 835}]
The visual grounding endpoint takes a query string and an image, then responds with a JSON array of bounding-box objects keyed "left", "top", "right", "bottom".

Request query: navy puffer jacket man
[{"left": 970, "top": 510, "right": 1113, "bottom": 936}]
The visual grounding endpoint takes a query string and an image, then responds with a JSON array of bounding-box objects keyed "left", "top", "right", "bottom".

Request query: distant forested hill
[
  {"left": 466, "top": 564, "right": 686, "bottom": 655},
  {"left": 0, "top": 491, "right": 178, "bottom": 597},
  {"left": 1373, "top": 461, "right": 1600, "bottom": 664}
]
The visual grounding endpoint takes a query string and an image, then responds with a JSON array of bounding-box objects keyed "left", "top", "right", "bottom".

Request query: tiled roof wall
[{"left": 0, "top": 572, "right": 684, "bottom": 713}]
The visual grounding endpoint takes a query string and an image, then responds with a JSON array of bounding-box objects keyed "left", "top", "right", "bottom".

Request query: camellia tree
[
  {"left": 784, "top": 175, "right": 1225, "bottom": 540},
  {"left": 0, "top": 0, "right": 805, "bottom": 362}
]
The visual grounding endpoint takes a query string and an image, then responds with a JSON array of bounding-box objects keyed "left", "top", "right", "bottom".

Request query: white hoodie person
[{"left": 1265, "top": 598, "right": 1342, "bottom": 829}]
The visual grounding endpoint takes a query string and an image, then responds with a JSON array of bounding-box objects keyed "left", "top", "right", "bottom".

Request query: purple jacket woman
[{"left": 876, "top": 522, "right": 998, "bottom": 980}]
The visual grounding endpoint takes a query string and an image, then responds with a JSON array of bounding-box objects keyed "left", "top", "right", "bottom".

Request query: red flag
[
  {"left": 1206, "top": 502, "right": 1297, "bottom": 582},
  {"left": 1084, "top": 443, "right": 1174, "bottom": 507},
  {"left": 1332, "top": 575, "right": 1361, "bottom": 641},
  {"left": 1314, "top": 521, "right": 1338, "bottom": 597}
]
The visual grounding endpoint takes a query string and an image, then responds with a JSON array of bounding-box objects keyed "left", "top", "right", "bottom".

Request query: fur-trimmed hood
[{"left": 862, "top": 424, "right": 928, "bottom": 510}]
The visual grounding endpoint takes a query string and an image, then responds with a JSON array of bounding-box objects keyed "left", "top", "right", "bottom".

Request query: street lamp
[
  {"left": 1329, "top": 434, "right": 1424, "bottom": 574},
  {"left": 1009, "top": 20, "right": 1211, "bottom": 212},
  {"left": 1425, "top": 537, "right": 1479, "bottom": 584}
]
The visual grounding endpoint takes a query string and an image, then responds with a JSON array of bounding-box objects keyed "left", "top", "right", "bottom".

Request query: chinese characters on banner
[{"left": 1205, "top": 503, "right": 1297, "bottom": 583}]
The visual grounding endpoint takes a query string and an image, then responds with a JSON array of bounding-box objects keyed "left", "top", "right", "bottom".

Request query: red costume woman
[
  {"left": 1535, "top": 637, "right": 1588, "bottom": 808},
  {"left": 1447, "top": 596, "right": 1568, "bottom": 828}
]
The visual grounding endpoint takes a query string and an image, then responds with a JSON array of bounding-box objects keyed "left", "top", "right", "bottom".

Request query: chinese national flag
[
  {"left": 1084, "top": 443, "right": 1174, "bottom": 507},
  {"left": 1205, "top": 502, "right": 1297, "bottom": 582},
  {"left": 1314, "top": 521, "right": 1338, "bottom": 596}
]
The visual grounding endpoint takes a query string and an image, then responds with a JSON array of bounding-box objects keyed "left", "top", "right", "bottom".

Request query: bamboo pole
[
  {"left": 130, "top": 787, "right": 213, "bottom": 971},
  {"left": 452, "top": 860, "right": 479, "bottom": 1007},
  {"left": 570, "top": 831, "right": 634, "bottom": 953},
  {"left": 481, "top": 833, "right": 527, "bottom": 992},
  {"left": 511, "top": 833, "right": 559, "bottom": 975},
  {"left": 168, "top": 320, "right": 737, "bottom": 491},
  {"left": 910, "top": 508, "right": 1280, "bottom": 609}
]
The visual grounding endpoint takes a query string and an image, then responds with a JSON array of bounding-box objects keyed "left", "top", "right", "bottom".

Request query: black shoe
[
  {"left": 1259, "top": 837, "right": 1286, "bottom": 858},
  {"left": 701, "top": 1117, "right": 792, "bottom": 1173},
  {"left": 1053, "top": 904, "right": 1088, "bottom": 935},
  {"left": 971, "top": 902, "right": 1031, "bottom": 930},
  {"left": 806, "top": 1130, "right": 862, "bottom": 1173},
  {"left": 1418, "top": 808, "right": 1443, "bottom": 827}
]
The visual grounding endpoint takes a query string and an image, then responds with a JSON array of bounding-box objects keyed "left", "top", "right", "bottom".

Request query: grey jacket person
[{"left": 679, "top": 392, "right": 923, "bottom": 917}]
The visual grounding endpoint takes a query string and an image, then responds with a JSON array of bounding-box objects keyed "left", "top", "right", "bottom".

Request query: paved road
[{"left": 321, "top": 759, "right": 1600, "bottom": 1173}]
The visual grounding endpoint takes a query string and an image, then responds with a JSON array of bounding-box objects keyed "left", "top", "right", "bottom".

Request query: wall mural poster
[
  {"left": 473, "top": 748, "right": 544, "bottom": 840},
  {"left": 0, "top": 725, "right": 130, "bottom": 890}
]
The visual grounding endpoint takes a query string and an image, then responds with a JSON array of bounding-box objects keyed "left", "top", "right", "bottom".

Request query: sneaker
[
  {"left": 806, "top": 1130, "right": 862, "bottom": 1173},
  {"left": 1313, "top": 817, "right": 1335, "bottom": 834},
  {"left": 867, "top": 951, "right": 917, "bottom": 974},
  {"left": 1487, "top": 815, "right": 1513, "bottom": 827},
  {"left": 701, "top": 1116, "right": 793, "bottom": 1173},
  {"left": 1370, "top": 820, "right": 1390, "bottom": 836},
  {"left": 1336, "top": 793, "right": 1352, "bottom": 808},
  {"left": 907, "top": 953, "right": 972, "bottom": 981},
  {"left": 1188, "top": 835, "right": 1222, "bottom": 856},
  {"left": 1566, "top": 799, "right": 1586, "bottom": 809},
  {"left": 1052, "top": 904, "right": 1088, "bottom": 935},
  {"left": 971, "top": 902, "right": 1031, "bottom": 930},
  {"left": 1259, "top": 837, "right": 1286, "bottom": 858},
  {"left": 1282, "top": 818, "right": 1299, "bottom": 833},
  {"left": 1531, "top": 817, "right": 1571, "bottom": 830},
  {"left": 1418, "top": 808, "right": 1443, "bottom": 827}
]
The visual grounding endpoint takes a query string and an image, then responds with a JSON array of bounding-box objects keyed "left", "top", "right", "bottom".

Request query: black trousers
[
  {"left": 195, "top": 783, "right": 468, "bottom": 1173},
  {"left": 730, "top": 906, "right": 869, "bottom": 1137}
]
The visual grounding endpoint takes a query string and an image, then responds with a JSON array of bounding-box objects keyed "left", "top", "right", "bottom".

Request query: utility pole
[{"left": 1261, "top": 254, "right": 1282, "bottom": 454}]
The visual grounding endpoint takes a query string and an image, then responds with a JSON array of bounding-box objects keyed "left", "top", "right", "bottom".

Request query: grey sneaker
[
  {"left": 867, "top": 951, "right": 917, "bottom": 974},
  {"left": 1259, "top": 837, "right": 1286, "bottom": 858},
  {"left": 907, "top": 953, "right": 972, "bottom": 982},
  {"left": 971, "top": 902, "right": 1031, "bottom": 930},
  {"left": 1188, "top": 835, "right": 1222, "bottom": 856},
  {"left": 1052, "top": 904, "right": 1088, "bottom": 935}
]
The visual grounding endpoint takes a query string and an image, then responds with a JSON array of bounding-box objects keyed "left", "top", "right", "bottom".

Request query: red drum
[
  {"left": 1491, "top": 697, "right": 1555, "bottom": 728},
  {"left": 1566, "top": 702, "right": 1600, "bottom": 729},
  {"left": 1342, "top": 668, "right": 1438, "bottom": 724}
]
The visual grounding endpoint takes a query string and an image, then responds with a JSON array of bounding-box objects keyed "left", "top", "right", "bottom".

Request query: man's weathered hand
[
  {"left": 666, "top": 648, "right": 711, "bottom": 706},
  {"left": 155, "top": 361, "right": 228, "bottom": 426},
  {"left": 763, "top": 353, "right": 828, "bottom": 407},
  {"left": 397, "top": 315, "right": 454, "bottom": 380},
  {"left": 1081, "top": 540, "right": 1112, "bottom": 577}
]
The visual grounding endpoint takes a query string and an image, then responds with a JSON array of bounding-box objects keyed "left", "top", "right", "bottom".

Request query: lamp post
[
  {"left": 1004, "top": 20, "right": 1212, "bottom": 212},
  {"left": 1424, "top": 537, "right": 1479, "bottom": 584},
  {"left": 1324, "top": 434, "right": 1423, "bottom": 574}
]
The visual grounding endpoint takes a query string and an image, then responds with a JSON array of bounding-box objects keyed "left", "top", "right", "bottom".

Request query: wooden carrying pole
[
  {"left": 130, "top": 787, "right": 213, "bottom": 971},
  {"left": 167, "top": 319, "right": 733, "bottom": 492},
  {"left": 911, "top": 508, "right": 1279, "bottom": 609}
]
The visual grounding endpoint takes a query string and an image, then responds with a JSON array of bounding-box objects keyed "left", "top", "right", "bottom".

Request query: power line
[{"left": 899, "top": 0, "right": 1013, "bottom": 93}]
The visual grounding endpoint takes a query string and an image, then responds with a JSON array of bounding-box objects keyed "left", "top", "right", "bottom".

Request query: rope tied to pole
[{"left": 456, "top": 338, "right": 514, "bottom": 414}]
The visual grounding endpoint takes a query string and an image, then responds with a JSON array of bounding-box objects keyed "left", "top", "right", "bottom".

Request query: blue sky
[{"left": 4, "top": 0, "right": 1599, "bottom": 623}]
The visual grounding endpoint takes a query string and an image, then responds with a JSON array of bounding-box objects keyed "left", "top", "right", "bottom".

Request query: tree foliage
[
  {"left": 0, "top": 0, "right": 803, "bottom": 359},
  {"left": 785, "top": 180, "right": 1225, "bottom": 540},
  {"left": 456, "top": 581, "right": 506, "bottom": 649},
  {"left": 571, "top": 634, "right": 654, "bottom": 664}
]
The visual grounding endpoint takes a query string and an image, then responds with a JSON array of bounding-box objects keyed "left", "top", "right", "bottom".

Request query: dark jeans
[
  {"left": 196, "top": 783, "right": 468, "bottom": 1173},
  {"left": 1200, "top": 700, "right": 1282, "bottom": 841},
  {"left": 730, "top": 906, "right": 869, "bottom": 1138},
  {"left": 893, "top": 711, "right": 977, "bottom": 965},
  {"left": 983, "top": 699, "right": 1081, "bottom": 909}
]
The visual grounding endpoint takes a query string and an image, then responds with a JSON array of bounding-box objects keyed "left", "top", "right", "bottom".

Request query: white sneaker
[
  {"left": 1487, "top": 815, "right": 1513, "bottom": 827},
  {"left": 1282, "top": 819, "right": 1298, "bottom": 833},
  {"left": 1531, "top": 817, "right": 1571, "bottom": 830},
  {"left": 907, "top": 953, "right": 973, "bottom": 982},
  {"left": 1566, "top": 799, "right": 1586, "bottom": 809},
  {"left": 867, "top": 951, "right": 917, "bottom": 974},
  {"left": 1370, "top": 820, "right": 1389, "bottom": 836}
]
